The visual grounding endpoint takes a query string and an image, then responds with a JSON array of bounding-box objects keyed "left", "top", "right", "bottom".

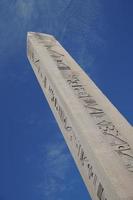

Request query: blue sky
[{"left": 1, "top": 0, "right": 133, "bottom": 200}]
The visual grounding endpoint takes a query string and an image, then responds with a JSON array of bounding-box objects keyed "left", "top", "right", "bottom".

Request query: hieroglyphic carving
[{"left": 28, "top": 33, "right": 133, "bottom": 200}]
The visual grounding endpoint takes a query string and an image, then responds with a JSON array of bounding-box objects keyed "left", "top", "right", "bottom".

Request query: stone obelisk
[{"left": 27, "top": 32, "right": 133, "bottom": 200}]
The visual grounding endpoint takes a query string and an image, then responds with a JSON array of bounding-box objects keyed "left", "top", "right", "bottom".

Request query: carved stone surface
[{"left": 27, "top": 32, "right": 133, "bottom": 200}]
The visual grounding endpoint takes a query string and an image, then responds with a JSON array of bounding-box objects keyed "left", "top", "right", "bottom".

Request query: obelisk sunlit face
[{"left": 27, "top": 32, "right": 133, "bottom": 200}]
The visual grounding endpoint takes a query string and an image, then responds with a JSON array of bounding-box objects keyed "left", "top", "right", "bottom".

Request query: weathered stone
[{"left": 27, "top": 32, "right": 133, "bottom": 200}]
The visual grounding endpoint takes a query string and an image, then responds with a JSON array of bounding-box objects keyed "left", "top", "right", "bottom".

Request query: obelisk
[{"left": 27, "top": 32, "right": 133, "bottom": 200}]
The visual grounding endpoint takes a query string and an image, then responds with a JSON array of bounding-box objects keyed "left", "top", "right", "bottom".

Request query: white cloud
[
  {"left": 35, "top": 141, "right": 75, "bottom": 199},
  {"left": 15, "top": 0, "right": 35, "bottom": 21}
]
